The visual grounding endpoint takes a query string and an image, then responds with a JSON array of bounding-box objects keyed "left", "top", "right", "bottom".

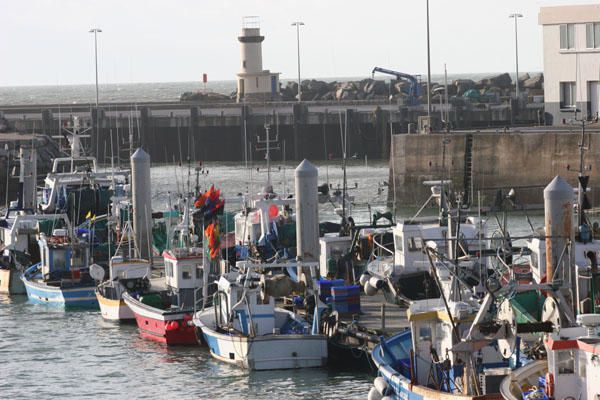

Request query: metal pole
[
  {"left": 292, "top": 22, "right": 304, "bottom": 102},
  {"left": 509, "top": 14, "right": 523, "bottom": 104},
  {"left": 426, "top": 0, "right": 432, "bottom": 120},
  {"left": 93, "top": 31, "right": 99, "bottom": 108}
]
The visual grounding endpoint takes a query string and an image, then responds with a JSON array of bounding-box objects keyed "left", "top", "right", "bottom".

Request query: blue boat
[{"left": 21, "top": 228, "right": 98, "bottom": 309}]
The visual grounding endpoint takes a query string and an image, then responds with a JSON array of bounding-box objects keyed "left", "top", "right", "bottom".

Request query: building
[
  {"left": 236, "top": 17, "right": 280, "bottom": 102},
  {"left": 539, "top": 4, "right": 600, "bottom": 124}
]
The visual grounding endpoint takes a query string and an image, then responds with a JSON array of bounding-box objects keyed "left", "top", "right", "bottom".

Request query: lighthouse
[{"left": 237, "top": 17, "right": 280, "bottom": 102}]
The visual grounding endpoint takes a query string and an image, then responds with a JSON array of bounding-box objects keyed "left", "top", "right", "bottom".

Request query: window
[
  {"left": 243, "top": 60, "right": 247, "bottom": 68},
  {"left": 196, "top": 265, "right": 203, "bottom": 281},
  {"left": 560, "top": 82, "right": 577, "bottom": 109},
  {"left": 165, "top": 261, "right": 173, "bottom": 278},
  {"left": 256, "top": 77, "right": 259, "bottom": 88},
  {"left": 587, "top": 23, "right": 600, "bottom": 48},
  {"left": 560, "top": 24, "right": 575, "bottom": 49},
  {"left": 557, "top": 349, "right": 575, "bottom": 374},
  {"left": 182, "top": 266, "right": 192, "bottom": 280},
  {"left": 394, "top": 235, "right": 403, "bottom": 252}
]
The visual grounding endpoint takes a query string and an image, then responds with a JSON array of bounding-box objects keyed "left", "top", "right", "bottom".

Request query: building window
[
  {"left": 560, "top": 24, "right": 575, "bottom": 49},
  {"left": 587, "top": 23, "right": 600, "bottom": 48},
  {"left": 256, "top": 77, "right": 259, "bottom": 88},
  {"left": 560, "top": 82, "right": 576, "bottom": 109},
  {"left": 243, "top": 60, "right": 246, "bottom": 68}
]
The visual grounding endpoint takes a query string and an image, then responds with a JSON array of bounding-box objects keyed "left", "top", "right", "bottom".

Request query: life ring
[{"left": 545, "top": 372, "right": 554, "bottom": 398}]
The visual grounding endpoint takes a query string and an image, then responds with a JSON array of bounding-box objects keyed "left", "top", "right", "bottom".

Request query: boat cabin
[
  {"left": 38, "top": 229, "right": 90, "bottom": 282},
  {"left": 163, "top": 247, "right": 204, "bottom": 307},
  {"left": 234, "top": 197, "right": 294, "bottom": 247},
  {"left": 407, "top": 298, "right": 505, "bottom": 393},
  {"left": 214, "top": 273, "right": 287, "bottom": 337},
  {"left": 109, "top": 256, "right": 151, "bottom": 281},
  {"left": 392, "top": 217, "right": 482, "bottom": 275}
]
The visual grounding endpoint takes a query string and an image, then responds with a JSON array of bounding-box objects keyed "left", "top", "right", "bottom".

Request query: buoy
[
  {"left": 374, "top": 377, "right": 389, "bottom": 396},
  {"left": 364, "top": 281, "right": 377, "bottom": 296},
  {"left": 359, "top": 272, "right": 371, "bottom": 286},
  {"left": 367, "top": 386, "right": 382, "bottom": 400},
  {"left": 369, "top": 276, "right": 385, "bottom": 289}
]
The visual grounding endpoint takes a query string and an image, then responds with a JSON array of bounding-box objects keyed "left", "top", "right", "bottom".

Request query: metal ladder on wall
[{"left": 462, "top": 133, "right": 474, "bottom": 207}]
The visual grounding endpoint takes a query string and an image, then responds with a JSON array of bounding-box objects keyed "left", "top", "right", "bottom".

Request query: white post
[{"left": 291, "top": 21, "right": 305, "bottom": 102}]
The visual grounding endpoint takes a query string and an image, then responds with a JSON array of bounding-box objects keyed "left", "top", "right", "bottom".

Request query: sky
[{"left": 1, "top": 0, "right": 599, "bottom": 86}]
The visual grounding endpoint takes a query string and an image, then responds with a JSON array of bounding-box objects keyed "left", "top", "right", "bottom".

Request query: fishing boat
[
  {"left": 123, "top": 203, "right": 206, "bottom": 345},
  {"left": 21, "top": 228, "right": 97, "bottom": 308},
  {"left": 39, "top": 117, "right": 128, "bottom": 225},
  {"left": 193, "top": 264, "right": 328, "bottom": 370},
  {"left": 360, "top": 181, "right": 486, "bottom": 303},
  {"left": 96, "top": 255, "right": 151, "bottom": 321},
  {"left": 0, "top": 203, "right": 71, "bottom": 295}
]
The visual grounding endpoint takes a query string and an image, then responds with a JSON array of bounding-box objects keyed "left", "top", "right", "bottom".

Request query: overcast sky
[{"left": 1, "top": 0, "right": 598, "bottom": 86}]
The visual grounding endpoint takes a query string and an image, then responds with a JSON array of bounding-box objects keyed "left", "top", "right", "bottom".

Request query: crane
[{"left": 372, "top": 67, "right": 421, "bottom": 105}]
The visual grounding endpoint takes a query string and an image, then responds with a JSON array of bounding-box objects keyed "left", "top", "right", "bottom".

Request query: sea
[
  {"left": 0, "top": 73, "right": 531, "bottom": 106},
  {"left": 0, "top": 160, "right": 546, "bottom": 399}
]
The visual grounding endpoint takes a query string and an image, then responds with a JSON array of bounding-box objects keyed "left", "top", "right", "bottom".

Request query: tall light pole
[
  {"left": 509, "top": 13, "right": 523, "bottom": 104},
  {"left": 89, "top": 28, "right": 102, "bottom": 108},
  {"left": 89, "top": 28, "right": 102, "bottom": 158},
  {"left": 426, "top": 0, "right": 432, "bottom": 120},
  {"left": 291, "top": 21, "right": 304, "bottom": 102}
]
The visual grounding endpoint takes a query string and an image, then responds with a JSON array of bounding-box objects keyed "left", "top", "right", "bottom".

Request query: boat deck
[{"left": 339, "top": 293, "right": 409, "bottom": 336}]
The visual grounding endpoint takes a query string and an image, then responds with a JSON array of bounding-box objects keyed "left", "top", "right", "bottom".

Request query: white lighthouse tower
[{"left": 236, "top": 17, "right": 280, "bottom": 102}]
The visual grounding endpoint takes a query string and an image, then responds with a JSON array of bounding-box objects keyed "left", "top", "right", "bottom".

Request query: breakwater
[
  {"left": 1, "top": 97, "right": 543, "bottom": 164},
  {"left": 388, "top": 129, "right": 600, "bottom": 208}
]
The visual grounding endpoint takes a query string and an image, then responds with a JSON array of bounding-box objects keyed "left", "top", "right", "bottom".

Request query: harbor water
[{"left": 0, "top": 160, "right": 544, "bottom": 399}]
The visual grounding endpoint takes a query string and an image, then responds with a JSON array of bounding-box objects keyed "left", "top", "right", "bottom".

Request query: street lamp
[
  {"left": 291, "top": 21, "right": 304, "bottom": 102},
  {"left": 426, "top": 0, "right": 432, "bottom": 119},
  {"left": 89, "top": 28, "right": 102, "bottom": 108},
  {"left": 509, "top": 13, "right": 523, "bottom": 104}
]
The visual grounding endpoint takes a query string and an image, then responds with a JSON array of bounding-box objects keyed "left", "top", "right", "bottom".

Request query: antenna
[{"left": 255, "top": 122, "right": 280, "bottom": 186}]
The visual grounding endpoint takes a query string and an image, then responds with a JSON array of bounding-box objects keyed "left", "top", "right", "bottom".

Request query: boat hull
[
  {"left": 21, "top": 275, "right": 98, "bottom": 308},
  {"left": 0, "top": 268, "right": 26, "bottom": 295},
  {"left": 97, "top": 291, "right": 135, "bottom": 321},
  {"left": 123, "top": 293, "right": 197, "bottom": 345},
  {"left": 196, "top": 309, "right": 328, "bottom": 370}
]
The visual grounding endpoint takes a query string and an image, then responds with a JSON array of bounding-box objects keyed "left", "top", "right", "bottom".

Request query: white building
[
  {"left": 539, "top": 4, "right": 600, "bottom": 124},
  {"left": 236, "top": 17, "right": 280, "bottom": 102}
]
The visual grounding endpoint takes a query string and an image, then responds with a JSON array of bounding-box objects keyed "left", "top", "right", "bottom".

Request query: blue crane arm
[{"left": 371, "top": 67, "right": 420, "bottom": 99}]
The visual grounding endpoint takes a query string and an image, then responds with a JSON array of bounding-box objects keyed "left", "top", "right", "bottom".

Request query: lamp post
[
  {"left": 509, "top": 13, "right": 523, "bottom": 104},
  {"left": 89, "top": 28, "right": 102, "bottom": 108},
  {"left": 89, "top": 28, "right": 102, "bottom": 158},
  {"left": 426, "top": 0, "right": 432, "bottom": 120},
  {"left": 291, "top": 21, "right": 304, "bottom": 102}
]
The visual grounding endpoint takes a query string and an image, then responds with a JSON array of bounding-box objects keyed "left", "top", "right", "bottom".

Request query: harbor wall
[
  {"left": 389, "top": 131, "right": 600, "bottom": 207},
  {"left": 1, "top": 99, "right": 544, "bottom": 163}
]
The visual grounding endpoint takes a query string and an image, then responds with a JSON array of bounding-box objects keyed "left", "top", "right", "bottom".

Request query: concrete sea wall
[{"left": 389, "top": 131, "right": 600, "bottom": 207}]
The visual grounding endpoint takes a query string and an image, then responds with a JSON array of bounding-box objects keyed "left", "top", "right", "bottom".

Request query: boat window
[
  {"left": 419, "top": 326, "right": 432, "bottom": 341},
  {"left": 557, "top": 349, "right": 575, "bottom": 374},
  {"left": 182, "top": 266, "right": 192, "bottom": 279},
  {"left": 52, "top": 250, "right": 67, "bottom": 271},
  {"left": 71, "top": 248, "right": 86, "bottom": 268},
  {"left": 165, "top": 261, "right": 173, "bottom": 278},
  {"left": 196, "top": 265, "right": 203, "bottom": 281},
  {"left": 408, "top": 237, "right": 422, "bottom": 252},
  {"left": 394, "top": 235, "right": 403, "bottom": 252}
]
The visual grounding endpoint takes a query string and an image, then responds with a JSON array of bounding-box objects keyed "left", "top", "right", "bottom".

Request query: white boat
[
  {"left": 96, "top": 256, "right": 151, "bottom": 321},
  {"left": 361, "top": 181, "right": 486, "bottom": 302},
  {"left": 0, "top": 206, "right": 70, "bottom": 295},
  {"left": 193, "top": 267, "right": 328, "bottom": 370}
]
